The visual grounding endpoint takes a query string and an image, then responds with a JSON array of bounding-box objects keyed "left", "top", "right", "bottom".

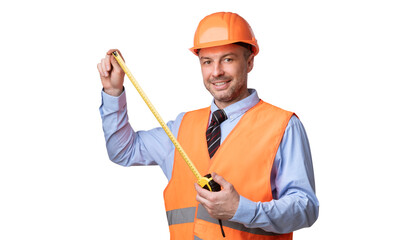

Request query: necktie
[
  {"left": 206, "top": 109, "right": 228, "bottom": 158},
  {"left": 205, "top": 109, "right": 228, "bottom": 238}
]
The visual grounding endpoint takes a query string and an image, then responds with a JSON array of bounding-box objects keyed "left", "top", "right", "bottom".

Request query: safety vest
[{"left": 163, "top": 100, "right": 294, "bottom": 240}]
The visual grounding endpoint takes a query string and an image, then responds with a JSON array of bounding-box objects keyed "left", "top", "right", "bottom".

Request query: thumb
[
  {"left": 211, "top": 172, "right": 229, "bottom": 189},
  {"left": 106, "top": 49, "right": 124, "bottom": 71},
  {"left": 110, "top": 54, "right": 123, "bottom": 71}
]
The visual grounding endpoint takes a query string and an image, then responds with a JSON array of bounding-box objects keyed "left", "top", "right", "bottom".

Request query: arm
[
  {"left": 100, "top": 90, "right": 181, "bottom": 168},
  {"left": 230, "top": 116, "right": 319, "bottom": 233},
  {"left": 97, "top": 49, "right": 184, "bottom": 178}
]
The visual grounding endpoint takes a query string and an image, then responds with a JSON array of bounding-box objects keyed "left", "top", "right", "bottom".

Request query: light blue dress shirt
[{"left": 100, "top": 89, "right": 319, "bottom": 234}]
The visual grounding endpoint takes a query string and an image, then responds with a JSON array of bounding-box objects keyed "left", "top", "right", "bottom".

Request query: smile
[
  {"left": 212, "top": 79, "right": 231, "bottom": 85},
  {"left": 211, "top": 80, "right": 231, "bottom": 91}
]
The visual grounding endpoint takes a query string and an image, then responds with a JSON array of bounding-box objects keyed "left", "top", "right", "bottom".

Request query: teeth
[{"left": 214, "top": 82, "right": 226, "bottom": 86}]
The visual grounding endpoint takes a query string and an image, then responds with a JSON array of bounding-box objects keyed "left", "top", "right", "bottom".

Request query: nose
[{"left": 212, "top": 61, "right": 224, "bottom": 78}]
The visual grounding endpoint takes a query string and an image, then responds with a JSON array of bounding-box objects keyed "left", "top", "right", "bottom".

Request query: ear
[{"left": 247, "top": 53, "right": 255, "bottom": 73}]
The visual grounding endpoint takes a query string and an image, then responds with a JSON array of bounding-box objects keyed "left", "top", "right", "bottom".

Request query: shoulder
[
  {"left": 283, "top": 115, "right": 309, "bottom": 144},
  {"left": 260, "top": 101, "right": 294, "bottom": 114},
  {"left": 257, "top": 100, "right": 296, "bottom": 123},
  {"left": 286, "top": 115, "right": 303, "bottom": 130}
]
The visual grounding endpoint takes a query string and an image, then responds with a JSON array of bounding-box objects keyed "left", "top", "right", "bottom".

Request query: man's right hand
[{"left": 97, "top": 49, "right": 125, "bottom": 96}]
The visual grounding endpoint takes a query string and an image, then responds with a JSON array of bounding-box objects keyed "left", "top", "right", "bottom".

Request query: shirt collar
[{"left": 210, "top": 89, "right": 260, "bottom": 121}]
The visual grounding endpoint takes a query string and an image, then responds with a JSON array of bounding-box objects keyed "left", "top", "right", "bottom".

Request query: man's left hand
[{"left": 195, "top": 172, "right": 240, "bottom": 220}]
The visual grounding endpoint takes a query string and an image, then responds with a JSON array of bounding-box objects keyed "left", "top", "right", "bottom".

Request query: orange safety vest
[{"left": 163, "top": 100, "right": 294, "bottom": 240}]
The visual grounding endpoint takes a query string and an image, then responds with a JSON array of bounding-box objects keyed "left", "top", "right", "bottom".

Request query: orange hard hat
[{"left": 190, "top": 12, "right": 259, "bottom": 56}]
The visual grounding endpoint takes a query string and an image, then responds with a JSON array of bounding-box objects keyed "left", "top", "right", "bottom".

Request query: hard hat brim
[{"left": 190, "top": 40, "right": 259, "bottom": 56}]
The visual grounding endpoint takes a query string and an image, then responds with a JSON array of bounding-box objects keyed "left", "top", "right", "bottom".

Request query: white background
[{"left": 1, "top": 0, "right": 416, "bottom": 239}]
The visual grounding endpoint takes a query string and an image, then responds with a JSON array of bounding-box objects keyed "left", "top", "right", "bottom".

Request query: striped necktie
[
  {"left": 205, "top": 109, "right": 228, "bottom": 237},
  {"left": 206, "top": 109, "right": 227, "bottom": 158}
]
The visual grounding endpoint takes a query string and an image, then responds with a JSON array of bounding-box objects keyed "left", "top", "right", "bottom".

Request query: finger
[
  {"left": 110, "top": 54, "right": 122, "bottom": 71},
  {"left": 106, "top": 49, "right": 125, "bottom": 61},
  {"left": 105, "top": 55, "right": 111, "bottom": 71},
  {"left": 106, "top": 48, "right": 118, "bottom": 55},
  {"left": 101, "top": 58, "right": 108, "bottom": 77},
  {"left": 194, "top": 183, "right": 212, "bottom": 200},
  {"left": 211, "top": 172, "right": 229, "bottom": 189},
  {"left": 195, "top": 191, "right": 206, "bottom": 205},
  {"left": 98, "top": 61, "right": 108, "bottom": 77},
  {"left": 195, "top": 185, "right": 213, "bottom": 209},
  {"left": 97, "top": 63, "right": 104, "bottom": 77}
]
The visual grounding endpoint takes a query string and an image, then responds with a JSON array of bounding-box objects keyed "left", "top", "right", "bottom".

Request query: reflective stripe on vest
[
  {"left": 196, "top": 204, "right": 279, "bottom": 236},
  {"left": 166, "top": 207, "right": 196, "bottom": 226}
]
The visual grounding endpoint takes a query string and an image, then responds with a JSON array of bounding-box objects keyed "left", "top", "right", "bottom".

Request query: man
[{"left": 98, "top": 12, "right": 319, "bottom": 239}]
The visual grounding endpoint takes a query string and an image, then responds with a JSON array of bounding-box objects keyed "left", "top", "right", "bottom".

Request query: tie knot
[{"left": 211, "top": 109, "right": 227, "bottom": 125}]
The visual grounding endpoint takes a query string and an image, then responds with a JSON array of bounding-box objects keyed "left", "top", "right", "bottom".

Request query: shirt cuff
[
  {"left": 230, "top": 195, "right": 257, "bottom": 224},
  {"left": 101, "top": 88, "right": 126, "bottom": 111}
]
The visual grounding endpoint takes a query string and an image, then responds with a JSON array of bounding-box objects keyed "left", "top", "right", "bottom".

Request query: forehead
[{"left": 198, "top": 44, "right": 245, "bottom": 58}]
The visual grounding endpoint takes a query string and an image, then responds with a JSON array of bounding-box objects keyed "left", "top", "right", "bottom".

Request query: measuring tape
[{"left": 112, "top": 51, "right": 219, "bottom": 192}]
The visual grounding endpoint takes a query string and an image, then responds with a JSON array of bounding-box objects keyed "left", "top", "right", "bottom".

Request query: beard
[{"left": 205, "top": 75, "right": 249, "bottom": 107}]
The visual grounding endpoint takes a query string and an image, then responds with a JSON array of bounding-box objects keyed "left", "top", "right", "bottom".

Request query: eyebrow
[{"left": 199, "top": 52, "right": 238, "bottom": 60}]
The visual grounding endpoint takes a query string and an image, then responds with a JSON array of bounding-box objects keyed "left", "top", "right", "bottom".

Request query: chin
[{"left": 211, "top": 91, "right": 231, "bottom": 101}]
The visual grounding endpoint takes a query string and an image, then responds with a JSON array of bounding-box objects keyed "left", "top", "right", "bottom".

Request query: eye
[
  {"left": 202, "top": 60, "right": 211, "bottom": 65},
  {"left": 224, "top": 58, "right": 233, "bottom": 63}
]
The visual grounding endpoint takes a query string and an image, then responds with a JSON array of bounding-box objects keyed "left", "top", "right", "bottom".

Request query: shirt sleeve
[
  {"left": 230, "top": 115, "right": 319, "bottom": 233},
  {"left": 99, "top": 89, "right": 184, "bottom": 179}
]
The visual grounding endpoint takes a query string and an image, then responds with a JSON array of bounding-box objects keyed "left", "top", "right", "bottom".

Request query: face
[{"left": 199, "top": 44, "right": 254, "bottom": 109}]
